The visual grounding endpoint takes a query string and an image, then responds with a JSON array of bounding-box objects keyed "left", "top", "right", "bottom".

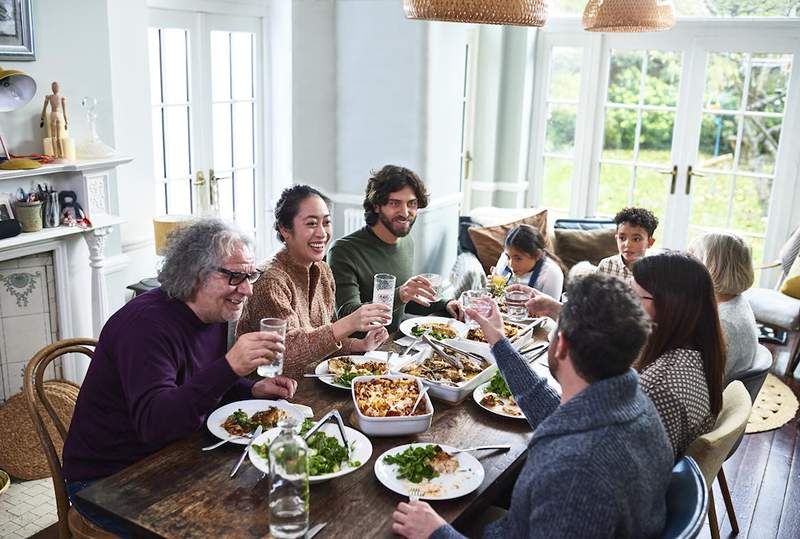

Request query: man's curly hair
[
  {"left": 613, "top": 207, "right": 658, "bottom": 237},
  {"left": 363, "top": 165, "right": 429, "bottom": 226}
]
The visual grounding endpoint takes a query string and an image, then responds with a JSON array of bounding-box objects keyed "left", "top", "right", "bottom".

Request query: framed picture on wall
[
  {"left": 0, "top": 194, "right": 14, "bottom": 221},
  {"left": 0, "top": 0, "right": 35, "bottom": 61}
]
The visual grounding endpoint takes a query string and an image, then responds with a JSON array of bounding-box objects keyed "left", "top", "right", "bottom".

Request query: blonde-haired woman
[{"left": 689, "top": 232, "right": 758, "bottom": 381}]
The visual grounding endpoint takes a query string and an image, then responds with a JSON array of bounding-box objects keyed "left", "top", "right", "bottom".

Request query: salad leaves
[{"left": 487, "top": 370, "right": 512, "bottom": 398}]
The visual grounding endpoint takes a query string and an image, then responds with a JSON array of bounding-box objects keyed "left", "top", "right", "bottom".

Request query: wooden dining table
[{"left": 75, "top": 337, "right": 553, "bottom": 538}]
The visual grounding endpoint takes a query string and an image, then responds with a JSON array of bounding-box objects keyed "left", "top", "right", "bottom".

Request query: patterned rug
[{"left": 746, "top": 373, "right": 799, "bottom": 434}]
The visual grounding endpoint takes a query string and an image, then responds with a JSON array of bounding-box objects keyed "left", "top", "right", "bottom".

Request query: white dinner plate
[
  {"left": 399, "top": 317, "right": 468, "bottom": 340},
  {"left": 249, "top": 423, "right": 372, "bottom": 484},
  {"left": 472, "top": 381, "right": 526, "bottom": 420},
  {"left": 206, "top": 399, "right": 312, "bottom": 445},
  {"left": 374, "top": 443, "right": 485, "bottom": 500},
  {"left": 314, "top": 355, "right": 388, "bottom": 390}
]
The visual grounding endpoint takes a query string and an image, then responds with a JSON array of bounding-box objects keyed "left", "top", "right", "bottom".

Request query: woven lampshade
[
  {"left": 583, "top": 0, "right": 675, "bottom": 32},
  {"left": 404, "top": 0, "right": 548, "bottom": 27}
]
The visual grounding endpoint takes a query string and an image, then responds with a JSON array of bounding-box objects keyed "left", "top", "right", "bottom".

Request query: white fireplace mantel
[{"left": 0, "top": 157, "right": 131, "bottom": 379}]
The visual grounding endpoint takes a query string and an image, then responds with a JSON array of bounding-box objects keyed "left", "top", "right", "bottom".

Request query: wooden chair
[
  {"left": 660, "top": 456, "right": 708, "bottom": 539},
  {"left": 685, "top": 381, "right": 751, "bottom": 539},
  {"left": 22, "top": 338, "right": 116, "bottom": 539}
]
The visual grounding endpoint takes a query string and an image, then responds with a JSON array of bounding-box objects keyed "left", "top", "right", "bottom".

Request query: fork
[
  {"left": 408, "top": 486, "right": 422, "bottom": 503},
  {"left": 202, "top": 434, "right": 249, "bottom": 451}
]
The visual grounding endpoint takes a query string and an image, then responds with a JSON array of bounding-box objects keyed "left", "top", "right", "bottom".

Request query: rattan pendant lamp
[
  {"left": 403, "top": 0, "right": 548, "bottom": 27},
  {"left": 583, "top": 0, "right": 675, "bottom": 32}
]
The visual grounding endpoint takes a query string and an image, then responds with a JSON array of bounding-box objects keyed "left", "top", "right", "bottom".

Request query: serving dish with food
[
  {"left": 374, "top": 443, "right": 485, "bottom": 500},
  {"left": 206, "top": 400, "right": 312, "bottom": 445},
  {"left": 249, "top": 418, "right": 372, "bottom": 484},
  {"left": 351, "top": 375, "right": 433, "bottom": 436},
  {"left": 314, "top": 355, "right": 389, "bottom": 389}
]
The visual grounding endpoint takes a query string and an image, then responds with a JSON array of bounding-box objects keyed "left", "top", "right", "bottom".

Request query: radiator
[{"left": 343, "top": 208, "right": 363, "bottom": 236}]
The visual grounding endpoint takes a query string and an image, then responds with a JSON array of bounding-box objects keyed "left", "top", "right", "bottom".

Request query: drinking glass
[
  {"left": 505, "top": 289, "right": 530, "bottom": 322},
  {"left": 258, "top": 318, "right": 287, "bottom": 377},
  {"left": 372, "top": 273, "right": 396, "bottom": 326},
  {"left": 419, "top": 273, "right": 442, "bottom": 301},
  {"left": 460, "top": 289, "right": 492, "bottom": 327}
]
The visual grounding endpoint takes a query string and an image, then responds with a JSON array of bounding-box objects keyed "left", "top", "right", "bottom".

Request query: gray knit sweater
[{"left": 431, "top": 339, "right": 673, "bottom": 539}]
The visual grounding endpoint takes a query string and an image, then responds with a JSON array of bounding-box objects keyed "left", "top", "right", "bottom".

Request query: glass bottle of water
[{"left": 269, "top": 417, "right": 309, "bottom": 539}]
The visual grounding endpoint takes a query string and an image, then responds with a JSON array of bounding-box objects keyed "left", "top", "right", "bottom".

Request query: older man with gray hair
[{"left": 63, "top": 218, "right": 295, "bottom": 534}]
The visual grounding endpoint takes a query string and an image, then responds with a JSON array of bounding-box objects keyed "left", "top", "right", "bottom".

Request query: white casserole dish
[{"left": 351, "top": 375, "right": 433, "bottom": 437}]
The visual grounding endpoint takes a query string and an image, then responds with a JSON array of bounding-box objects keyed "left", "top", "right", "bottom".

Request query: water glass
[
  {"left": 420, "top": 273, "right": 442, "bottom": 300},
  {"left": 372, "top": 273, "right": 396, "bottom": 326},
  {"left": 460, "top": 289, "right": 491, "bottom": 326},
  {"left": 258, "top": 318, "right": 287, "bottom": 377},
  {"left": 505, "top": 289, "right": 530, "bottom": 321}
]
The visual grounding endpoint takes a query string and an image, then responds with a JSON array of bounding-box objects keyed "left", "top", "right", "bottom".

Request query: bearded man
[{"left": 328, "top": 165, "right": 457, "bottom": 332}]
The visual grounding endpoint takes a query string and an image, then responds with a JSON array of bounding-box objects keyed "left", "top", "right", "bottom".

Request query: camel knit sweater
[{"left": 236, "top": 249, "right": 353, "bottom": 377}]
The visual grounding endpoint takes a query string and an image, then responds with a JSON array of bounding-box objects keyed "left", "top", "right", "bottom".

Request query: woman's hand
[
  {"left": 445, "top": 299, "right": 463, "bottom": 321},
  {"left": 336, "top": 303, "right": 392, "bottom": 338},
  {"left": 225, "top": 332, "right": 285, "bottom": 376},
  {"left": 465, "top": 299, "right": 505, "bottom": 346},
  {"left": 352, "top": 327, "right": 390, "bottom": 352},
  {"left": 392, "top": 500, "right": 447, "bottom": 539},
  {"left": 251, "top": 375, "right": 297, "bottom": 399}
]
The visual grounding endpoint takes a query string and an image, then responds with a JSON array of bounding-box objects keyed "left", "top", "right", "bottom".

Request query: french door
[
  {"left": 529, "top": 21, "right": 800, "bottom": 281},
  {"left": 147, "top": 8, "right": 264, "bottom": 244}
]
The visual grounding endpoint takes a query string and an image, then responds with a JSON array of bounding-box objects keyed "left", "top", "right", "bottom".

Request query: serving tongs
[
  {"left": 303, "top": 409, "right": 350, "bottom": 458},
  {"left": 422, "top": 335, "right": 488, "bottom": 371}
]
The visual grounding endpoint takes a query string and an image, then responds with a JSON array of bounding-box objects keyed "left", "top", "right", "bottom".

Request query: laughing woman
[{"left": 236, "top": 185, "right": 391, "bottom": 377}]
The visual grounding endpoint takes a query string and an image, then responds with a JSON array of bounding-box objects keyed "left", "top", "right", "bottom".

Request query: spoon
[{"left": 409, "top": 386, "right": 430, "bottom": 415}]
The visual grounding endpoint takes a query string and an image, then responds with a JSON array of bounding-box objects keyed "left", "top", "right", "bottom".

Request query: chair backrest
[
  {"left": 661, "top": 456, "right": 708, "bottom": 539},
  {"left": 22, "top": 338, "right": 97, "bottom": 539},
  {"left": 685, "top": 381, "right": 751, "bottom": 485},
  {"left": 736, "top": 344, "right": 772, "bottom": 403}
]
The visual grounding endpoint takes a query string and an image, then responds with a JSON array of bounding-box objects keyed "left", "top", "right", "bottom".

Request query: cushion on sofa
[
  {"left": 554, "top": 228, "right": 618, "bottom": 269},
  {"left": 467, "top": 209, "right": 550, "bottom": 273},
  {"left": 743, "top": 287, "right": 800, "bottom": 331}
]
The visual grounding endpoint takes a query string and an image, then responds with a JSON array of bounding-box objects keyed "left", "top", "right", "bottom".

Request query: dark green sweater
[{"left": 327, "top": 226, "right": 414, "bottom": 333}]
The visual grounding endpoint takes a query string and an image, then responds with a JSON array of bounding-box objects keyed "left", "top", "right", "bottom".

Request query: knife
[
  {"left": 230, "top": 425, "right": 262, "bottom": 478},
  {"left": 307, "top": 522, "right": 327, "bottom": 538}
]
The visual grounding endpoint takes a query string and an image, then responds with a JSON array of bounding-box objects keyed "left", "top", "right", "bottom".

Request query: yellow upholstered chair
[{"left": 685, "top": 381, "right": 751, "bottom": 539}]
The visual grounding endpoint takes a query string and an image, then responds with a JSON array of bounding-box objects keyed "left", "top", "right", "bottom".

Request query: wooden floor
[
  {"left": 698, "top": 344, "right": 800, "bottom": 539},
  {"left": 30, "top": 346, "right": 800, "bottom": 539}
]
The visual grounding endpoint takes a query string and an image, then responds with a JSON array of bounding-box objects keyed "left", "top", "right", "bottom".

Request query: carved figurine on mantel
[{"left": 39, "top": 81, "right": 76, "bottom": 162}]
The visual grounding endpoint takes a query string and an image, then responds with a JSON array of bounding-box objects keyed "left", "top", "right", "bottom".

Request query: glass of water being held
[
  {"left": 258, "top": 318, "right": 287, "bottom": 377},
  {"left": 372, "top": 273, "right": 396, "bottom": 326}
]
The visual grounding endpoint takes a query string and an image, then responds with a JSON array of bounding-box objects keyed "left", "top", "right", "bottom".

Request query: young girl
[{"left": 493, "top": 224, "right": 564, "bottom": 299}]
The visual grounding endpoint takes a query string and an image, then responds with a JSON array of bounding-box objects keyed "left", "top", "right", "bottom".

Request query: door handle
[
  {"left": 208, "top": 169, "right": 231, "bottom": 209},
  {"left": 463, "top": 150, "right": 473, "bottom": 180},
  {"left": 658, "top": 165, "right": 678, "bottom": 195},
  {"left": 686, "top": 165, "right": 705, "bottom": 195}
]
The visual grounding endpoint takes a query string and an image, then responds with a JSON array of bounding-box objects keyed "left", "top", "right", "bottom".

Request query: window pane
[
  {"left": 167, "top": 180, "right": 191, "bottom": 215},
  {"left": 151, "top": 108, "right": 165, "bottom": 179},
  {"left": 155, "top": 183, "right": 167, "bottom": 215},
  {"left": 690, "top": 173, "right": 732, "bottom": 229},
  {"left": 232, "top": 102, "right": 254, "bottom": 168},
  {"left": 602, "top": 108, "right": 637, "bottom": 161},
  {"left": 542, "top": 158, "right": 572, "bottom": 211},
  {"left": 644, "top": 50, "right": 681, "bottom": 107},
  {"left": 748, "top": 54, "right": 792, "bottom": 113},
  {"left": 161, "top": 28, "right": 189, "bottom": 104},
  {"left": 210, "top": 31, "right": 231, "bottom": 102},
  {"left": 598, "top": 163, "right": 632, "bottom": 217},
  {"left": 163, "top": 105, "right": 191, "bottom": 179},
  {"left": 549, "top": 47, "right": 582, "bottom": 102},
  {"left": 234, "top": 168, "right": 255, "bottom": 229},
  {"left": 212, "top": 103, "right": 232, "bottom": 169},
  {"left": 217, "top": 176, "right": 234, "bottom": 219},
  {"left": 739, "top": 115, "right": 781, "bottom": 174},
  {"left": 148, "top": 29, "right": 162, "bottom": 105},
  {"left": 639, "top": 111, "right": 674, "bottom": 165},
  {"left": 231, "top": 32, "right": 254, "bottom": 100},
  {"left": 730, "top": 176, "right": 772, "bottom": 235},
  {"left": 632, "top": 167, "right": 668, "bottom": 227},
  {"left": 545, "top": 105, "right": 576, "bottom": 155},
  {"left": 704, "top": 52, "right": 745, "bottom": 111},
  {"left": 607, "top": 50, "right": 642, "bottom": 106},
  {"left": 697, "top": 113, "right": 737, "bottom": 171}
]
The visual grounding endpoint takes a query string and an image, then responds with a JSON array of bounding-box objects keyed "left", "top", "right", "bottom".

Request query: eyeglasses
[{"left": 217, "top": 267, "right": 263, "bottom": 286}]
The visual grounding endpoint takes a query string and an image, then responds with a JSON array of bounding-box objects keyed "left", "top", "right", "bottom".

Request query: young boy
[{"left": 597, "top": 207, "right": 658, "bottom": 283}]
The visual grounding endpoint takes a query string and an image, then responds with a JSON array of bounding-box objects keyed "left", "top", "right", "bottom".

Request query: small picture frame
[
  {"left": 0, "top": 194, "right": 15, "bottom": 221},
  {"left": 0, "top": 0, "right": 35, "bottom": 61}
]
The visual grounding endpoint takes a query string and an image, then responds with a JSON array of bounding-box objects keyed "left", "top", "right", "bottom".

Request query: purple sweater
[{"left": 62, "top": 288, "right": 254, "bottom": 482}]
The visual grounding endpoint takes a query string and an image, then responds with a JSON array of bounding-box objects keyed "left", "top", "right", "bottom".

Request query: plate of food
[
  {"left": 465, "top": 320, "right": 524, "bottom": 343},
  {"left": 249, "top": 418, "right": 372, "bottom": 483},
  {"left": 473, "top": 371, "right": 525, "bottom": 419},
  {"left": 206, "top": 400, "right": 312, "bottom": 445},
  {"left": 399, "top": 316, "right": 467, "bottom": 341},
  {"left": 374, "top": 443, "right": 485, "bottom": 500},
  {"left": 315, "top": 355, "right": 389, "bottom": 389}
]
